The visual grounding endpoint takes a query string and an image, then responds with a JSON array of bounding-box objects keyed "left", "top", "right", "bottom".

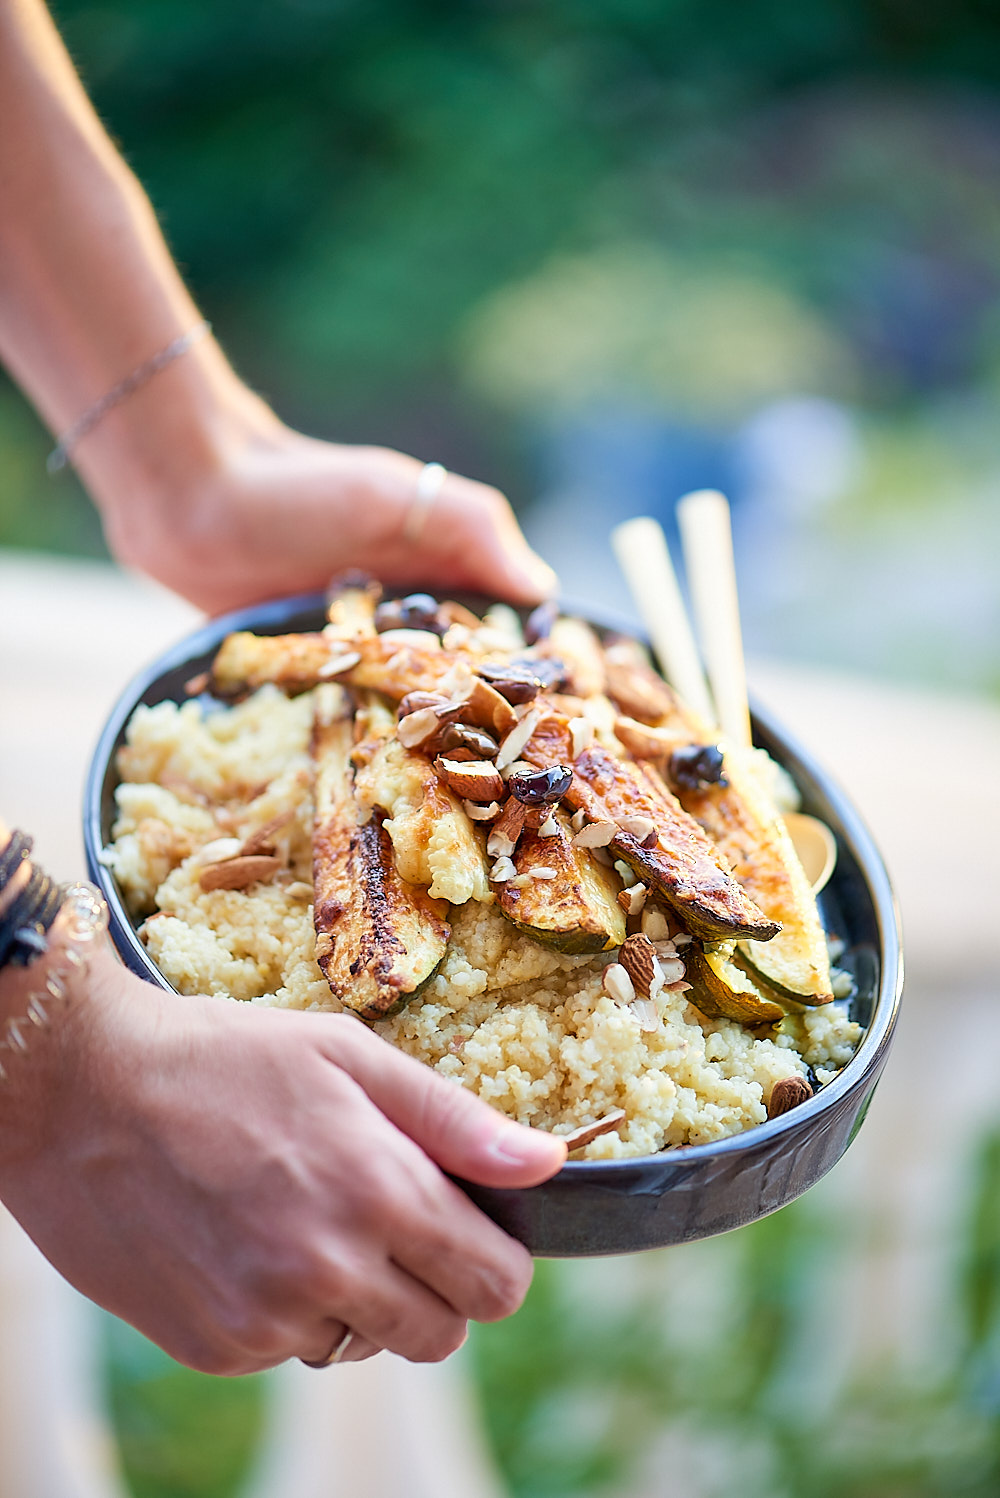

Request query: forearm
[
  {"left": 0, "top": 0, "right": 270, "bottom": 529},
  {"left": 0, "top": 1, "right": 556, "bottom": 611}
]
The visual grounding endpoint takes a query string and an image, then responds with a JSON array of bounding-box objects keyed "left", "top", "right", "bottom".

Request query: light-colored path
[{"left": 2, "top": 549, "right": 998, "bottom": 1496}]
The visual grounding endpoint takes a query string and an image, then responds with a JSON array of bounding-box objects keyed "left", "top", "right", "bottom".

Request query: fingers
[
  {"left": 320, "top": 1016, "right": 567, "bottom": 1189},
  {"left": 306, "top": 1249, "right": 471, "bottom": 1364},
  {"left": 357, "top": 447, "right": 558, "bottom": 605},
  {"left": 431, "top": 473, "right": 558, "bottom": 604},
  {"left": 387, "top": 1171, "right": 535, "bottom": 1325}
]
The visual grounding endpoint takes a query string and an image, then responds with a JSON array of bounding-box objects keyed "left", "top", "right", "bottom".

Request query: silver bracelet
[{"left": 47, "top": 319, "right": 212, "bottom": 474}]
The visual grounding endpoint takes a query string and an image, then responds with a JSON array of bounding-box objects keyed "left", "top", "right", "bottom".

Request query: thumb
[{"left": 327, "top": 1020, "right": 567, "bottom": 1188}]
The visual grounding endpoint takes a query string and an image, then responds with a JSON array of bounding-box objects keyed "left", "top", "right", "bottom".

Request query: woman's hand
[
  {"left": 87, "top": 376, "right": 557, "bottom": 617},
  {"left": 0, "top": 942, "right": 566, "bottom": 1374}
]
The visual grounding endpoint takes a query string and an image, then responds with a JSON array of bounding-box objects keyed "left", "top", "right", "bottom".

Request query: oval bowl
[{"left": 84, "top": 590, "right": 902, "bottom": 1257}]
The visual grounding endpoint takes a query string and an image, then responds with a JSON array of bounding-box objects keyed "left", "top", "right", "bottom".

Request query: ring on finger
[
  {"left": 404, "top": 462, "right": 447, "bottom": 544},
  {"left": 300, "top": 1325, "right": 356, "bottom": 1369}
]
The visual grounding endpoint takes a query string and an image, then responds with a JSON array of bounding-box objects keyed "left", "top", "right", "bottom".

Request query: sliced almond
[
  {"left": 193, "top": 837, "right": 243, "bottom": 866},
  {"left": 630, "top": 998, "right": 660, "bottom": 1032},
  {"left": 496, "top": 707, "right": 541, "bottom": 770},
  {"left": 486, "top": 797, "right": 528, "bottom": 859},
  {"left": 460, "top": 678, "right": 518, "bottom": 737},
  {"left": 573, "top": 819, "right": 618, "bottom": 848},
  {"left": 559, "top": 1108, "right": 628, "bottom": 1152},
  {"left": 602, "top": 963, "right": 636, "bottom": 1004},
  {"left": 569, "top": 716, "right": 594, "bottom": 758},
  {"left": 614, "top": 716, "right": 688, "bottom": 761},
  {"left": 489, "top": 855, "right": 517, "bottom": 883},
  {"left": 397, "top": 706, "right": 444, "bottom": 749},
  {"left": 658, "top": 955, "right": 687, "bottom": 985},
  {"left": 530, "top": 867, "right": 558, "bottom": 880},
  {"left": 439, "top": 599, "right": 484, "bottom": 630},
  {"left": 537, "top": 812, "right": 559, "bottom": 837},
  {"left": 318, "top": 650, "right": 362, "bottom": 679},
  {"left": 199, "top": 854, "right": 283, "bottom": 892},
  {"left": 500, "top": 759, "right": 534, "bottom": 781},
  {"left": 618, "top": 815, "right": 657, "bottom": 847},
  {"left": 617, "top": 883, "right": 648, "bottom": 915},
  {"left": 398, "top": 690, "right": 451, "bottom": 718},
  {"left": 464, "top": 799, "right": 502, "bottom": 821},
  {"left": 640, "top": 907, "right": 671, "bottom": 941},
  {"left": 240, "top": 809, "right": 295, "bottom": 857},
  {"left": 376, "top": 628, "right": 442, "bottom": 649},
  {"left": 434, "top": 757, "right": 505, "bottom": 802}
]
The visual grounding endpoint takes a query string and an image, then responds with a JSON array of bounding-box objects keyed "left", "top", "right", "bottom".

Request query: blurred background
[{"left": 2, "top": 1, "right": 1000, "bottom": 1495}]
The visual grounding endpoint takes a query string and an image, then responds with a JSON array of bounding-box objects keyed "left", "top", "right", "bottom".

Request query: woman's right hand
[{"left": 0, "top": 942, "right": 566, "bottom": 1373}]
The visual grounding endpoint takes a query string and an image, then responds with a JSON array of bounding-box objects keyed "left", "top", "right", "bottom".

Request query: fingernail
[
  {"left": 514, "top": 553, "right": 558, "bottom": 599},
  {"left": 490, "top": 1127, "right": 565, "bottom": 1167}
]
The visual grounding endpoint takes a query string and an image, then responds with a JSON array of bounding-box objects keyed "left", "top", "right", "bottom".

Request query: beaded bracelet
[
  {"left": 0, "top": 879, "right": 109, "bottom": 1085},
  {"left": 0, "top": 830, "right": 64, "bottom": 969},
  {"left": 0, "top": 829, "right": 32, "bottom": 891}
]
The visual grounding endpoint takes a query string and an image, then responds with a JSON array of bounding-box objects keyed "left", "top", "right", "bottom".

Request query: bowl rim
[{"left": 84, "top": 588, "right": 904, "bottom": 1175}]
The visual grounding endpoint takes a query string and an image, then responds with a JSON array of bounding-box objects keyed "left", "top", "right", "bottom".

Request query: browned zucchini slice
[
  {"left": 686, "top": 944, "right": 785, "bottom": 1027},
  {"left": 325, "top": 574, "right": 381, "bottom": 638},
  {"left": 522, "top": 706, "right": 779, "bottom": 943},
  {"left": 312, "top": 687, "right": 450, "bottom": 1020},
  {"left": 212, "top": 629, "right": 473, "bottom": 700},
  {"left": 677, "top": 750, "right": 833, "bottom": 1005},
  {"left": 497, "top": 809, "right": 626, "bottom": 955},
  {"left": 213, "top": 631, "right": 334, "bottom": 697}
]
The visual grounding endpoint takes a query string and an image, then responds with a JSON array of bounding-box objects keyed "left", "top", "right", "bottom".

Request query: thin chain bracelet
[
  {"left": 0, "top": 883, "right": 109, "bottom": 1084},
  {"left": 47, "top": 320, "right": 212, "bottom": 474}
]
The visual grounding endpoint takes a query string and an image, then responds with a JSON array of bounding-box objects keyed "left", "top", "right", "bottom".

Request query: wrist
[{"left": 74, "top": 336, "right": 283, "bottom": 573}]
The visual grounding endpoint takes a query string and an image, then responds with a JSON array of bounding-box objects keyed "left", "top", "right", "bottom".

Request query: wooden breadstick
[
  {"left": 611, "top": 517, "right": 715, "bottom": 727},
  {"left": 676, "top": 490, "right": 752, "bottom": 749}
]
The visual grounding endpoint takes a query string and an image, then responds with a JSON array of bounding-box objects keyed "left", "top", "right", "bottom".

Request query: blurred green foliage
[
  {"left": 104, "top": 1316, "right": 264, "bottom": 1498},
  {"left": 104, "top": 1124, "right": 1000, "bottom": 1498},
  {"left": 471, "top": 1127, "right": 1000, "bottom": 1498},
  {"left": 4, "top": 0, "right": 1000, "bottom": 555}
]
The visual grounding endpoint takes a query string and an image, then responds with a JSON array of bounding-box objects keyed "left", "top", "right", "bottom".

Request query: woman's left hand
[{"left": 94, "top": 382, "right": 557, "bottom": 616}]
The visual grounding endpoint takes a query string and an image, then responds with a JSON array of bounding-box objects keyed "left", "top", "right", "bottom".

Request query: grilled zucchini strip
[
  {"left": 497, "top": 808, "right": 626, "bottom": 955},
  {"left": 353, "top": 730, "right": 491, "bottom": 905},
  {"left": 686, "top": 943, "right": 785, "bottom": 1027},
  {"left": 683, "top": 750, "right": 833, "bottom": 1004},
  {"left": 312, "top": 686, "right": 450, "bottom": 1020},
  {"left": 325, "top": 574, "right": 381, "bottom": 639},
  {"left": 213, "top": 632, "right": 334, "bottom": 697},
  {"left": 639, "top": 742, "right": 833, "bottom": 1004},
  {"left": 213, "top": 630, "right": 475, "bottom": 700},
  {"left": 522, "top": 707, "right": 779, "bottom": 943},
  {"left": 601, "top": 639, "right": 832, "bottom": 1004}
]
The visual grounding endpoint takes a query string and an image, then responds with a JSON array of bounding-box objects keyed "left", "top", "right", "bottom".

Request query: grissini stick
[
  {"left": 610, "top": 516, "right": 716, "bottom": 728},
  {"left": 676, "top": 489, "right": 752, "bottom": 750},
  {"left": 676, "top": 488, "right": 838, "bottom": 888}
]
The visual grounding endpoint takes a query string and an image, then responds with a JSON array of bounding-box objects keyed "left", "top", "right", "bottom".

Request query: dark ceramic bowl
[{"left": 84, "top": 591, "right": 902, "bottom": 1258}]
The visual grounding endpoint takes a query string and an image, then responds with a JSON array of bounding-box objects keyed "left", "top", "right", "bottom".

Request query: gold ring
[
  {"left": 403, "top": 462, "right": 447, "bottom": 543},
  {"left": 300, "top": 1326, "right": 355, "bottom": 1369}
]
